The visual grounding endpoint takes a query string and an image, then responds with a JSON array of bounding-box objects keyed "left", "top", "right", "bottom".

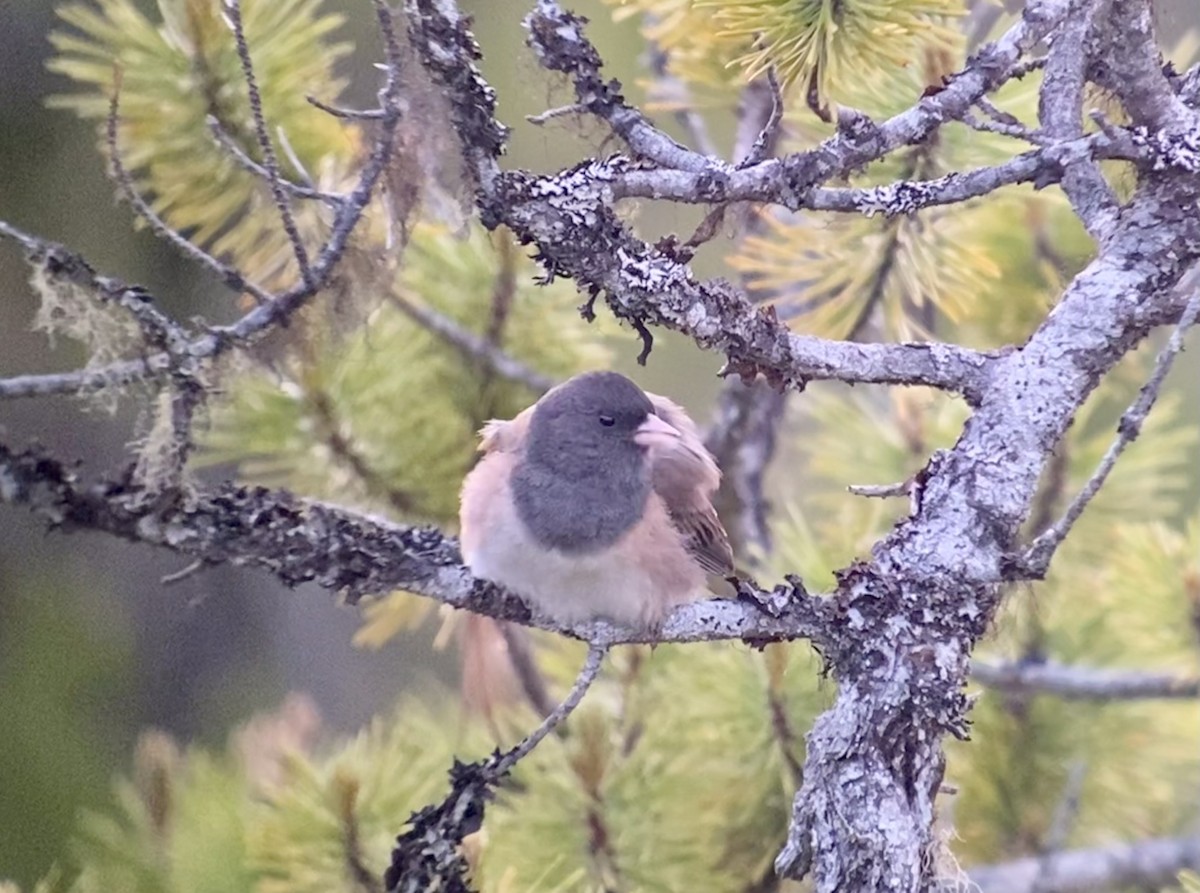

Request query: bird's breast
[{"left": 460, "top": 453, "right": 703, "bottom": 627}]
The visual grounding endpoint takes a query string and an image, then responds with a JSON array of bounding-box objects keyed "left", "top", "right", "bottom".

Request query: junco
[{"left": 459, "top": 371, "right": 733, "bottom": 628}]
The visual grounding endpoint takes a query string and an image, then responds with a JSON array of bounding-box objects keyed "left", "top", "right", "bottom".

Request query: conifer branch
[
  {"left": 222, "top": 0, "right": 315, "bottom": 287},
  {"left": 107, "top": 69, "right": 277, "bottom": 307},
  {"left": 0, "top": 0, "right": 407, "bottom": 404},
  {"left": 1019, "top": 282, "right": 1200, "bottom": 576},
  {"left": 0, "top": 441, "right": 835, "bottom": 649},
  {"left": 962, "top": 835, "right": 1200, "bottom": 893},
  {"left": 971, "top": 660, "right": 1200, "bottom": 699},
  {"left": 1037, "top": 0, "right": 1120, "bottom": 242}
]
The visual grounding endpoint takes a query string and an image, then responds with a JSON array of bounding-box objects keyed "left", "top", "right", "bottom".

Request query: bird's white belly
[{"left": 465, "top": 497, "right": 657, "bottom": 626}]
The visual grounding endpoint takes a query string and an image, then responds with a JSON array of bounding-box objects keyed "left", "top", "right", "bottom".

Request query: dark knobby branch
[
  {"left": 971, "top": 660, "right": 1200, "bottom": 699},
  {"left": 0, "top": 441, "right": 836, "bottom": 649},
  {"left": 962, "top": 835, "right": 1200, "bottom": 893},
  {"left": 383, "top": 644, "right": 608, "bottom": 893}
]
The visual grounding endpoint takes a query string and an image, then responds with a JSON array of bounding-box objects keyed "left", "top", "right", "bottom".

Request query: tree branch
[
  {"left": 0, "top": 0, "right": 407, "bottom": 404},
  {"left": 0, "top": 441, "right": 835, "bottom": 649},
  {"left": 1037, "top": 0, "right": 1120, "bottom": 242},
  {"left": 1019, "top": 280, "right": 1200, "bottom": 576},
  {"left": 962, "top": 835, "right": 1200, "bottom": 893},
  {"left": 971, "top": 659, "right": 1200, "bottom": 699}
]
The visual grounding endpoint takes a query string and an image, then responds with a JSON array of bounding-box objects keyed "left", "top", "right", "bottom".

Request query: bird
[{"left": 459, "top": 370, "right": 733, "bottom": 629}]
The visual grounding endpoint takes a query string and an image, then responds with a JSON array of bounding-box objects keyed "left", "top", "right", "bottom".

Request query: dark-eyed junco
[{"left": 459, "top": 371, "right": 733, "bottom": 628}]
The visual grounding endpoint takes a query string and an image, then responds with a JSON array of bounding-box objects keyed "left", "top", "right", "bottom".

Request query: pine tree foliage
[
  {"left": 731, "top": 45, "right": 1095, "bottom": 342},
  {"left": 606, "top": 0, "right": 961, "bottom": 104},
  {"left": 9, "top": 0, "right": 1199, "bottom": 891},
  {"left": 50, "top": 0, "right": 355, "bottom": 273}
]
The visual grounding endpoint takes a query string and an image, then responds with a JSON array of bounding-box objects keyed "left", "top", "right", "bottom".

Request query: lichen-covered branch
[
  {"left": 971, "top": 660, "right": 1200, "bottom": 699},
  {"left": 963, "top": 835, "right": 1200, "bottom": 893},
  {"left": 0, "top": 442, "right": 834, "bottom": 650},
  {"left": 0, "top": 0, "right": 406, "bottom": 404}
]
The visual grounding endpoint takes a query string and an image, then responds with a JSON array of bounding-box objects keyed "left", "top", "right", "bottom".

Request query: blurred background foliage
[{"left": 1, "top": 0, "right": 1199, "bottom": 890}]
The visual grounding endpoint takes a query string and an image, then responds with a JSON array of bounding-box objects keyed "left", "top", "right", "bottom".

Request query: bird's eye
[{"left": 598, "top": 414, "right": 615, "bottom": 427}]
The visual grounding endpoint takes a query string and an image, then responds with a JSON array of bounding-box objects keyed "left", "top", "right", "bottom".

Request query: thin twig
[
  {"left": 107, "top": 67, "right": 276, "bottom": 306},
  {"left": 206, "top": 115, "right": 342, "bottom": 205},
  {"left": 847, "top": 481, "right": 911, "bottom": 499},
  {"left": 387, "top": 293, "right": 555, "bottom": 394},
  {"left": 1020, "top": 284, "right": 1200, "bottom": 575},
  {"left": 306, "top": 94, "right": 388, "bottom": 120},
  {"left": 526, "top": 103, "right": 586, "bottom": 125},
  {"left": 222, "top": 0, "right": 314, "bottom": 286},
  {"left": 739, "top": 69, "right": 784, "bottom": 168},
  {"left": 494, "top": 643, "right": 609, "bottom": 774},
  {"left": 160, "top": 559, "right": 206, "bottom": 585},
  {"left": 971, "top": 660, "right": 1200, "bottom": 699}
]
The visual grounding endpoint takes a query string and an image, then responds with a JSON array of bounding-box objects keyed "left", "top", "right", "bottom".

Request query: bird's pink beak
[{"left": 634, "top": 412, "right": 681, "bottom": 449}]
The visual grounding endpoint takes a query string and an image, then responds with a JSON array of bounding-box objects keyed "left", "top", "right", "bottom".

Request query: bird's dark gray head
[
  {"left": 512, "top": 371, "right": 662, "bottom": 554},
  {"left": 524, "top": 371, "right": 656, "bottom": 469}
]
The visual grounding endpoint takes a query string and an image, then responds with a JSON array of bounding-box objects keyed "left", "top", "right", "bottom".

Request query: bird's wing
[
  {"left": 478, "top": 404, "right": 535, "bottom": 454},
  {"left": 647, "top": 394, "right": 735, "bottom": 577}
]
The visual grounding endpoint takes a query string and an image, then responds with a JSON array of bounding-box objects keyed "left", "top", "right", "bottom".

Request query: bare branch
[
  {"left": 383, "top": 643, "right": 609, "bottom": 893},
  {"left": 222, "top": 0, "right": 314, "bottom": 286},
  {"left": 305, "top": 95, "right": 387, "bottom": 120},
  {"left": 847, "top": 481, "right": 911, "bottom": 499},
  {"left": 206, "top": 115, "right": 343, "bottom": 205},
  {"left": 972, "top": 659, "right": 1200, "bottom": 699},
  {"left": 524, "top": 0, "right": 716, "bottom": 173},
  {"left": 1037, "top": 0, "right": 1120, "bottom": 241},
  {"left": 387, "top": 293, "right": 556, "bottom": 394},
  {"left": 495, "top": 643, "right": 608, "bottom": 773},
  {"left": 738, "top": 70, "right": 784, "bottom": 168},
  {"left": 1020, "top": 282, "right": 1200, "bottom": 576},
  {"left": 611, "top": 130, "right": 1150, "bottom": 213},
  {"left": 107, "top": 69, "right": 277, "bottom": 306},
  {"left": 525, "top": 103, "right": 586, "bottom": 125},
  {"left": 963, "top": 835, "right": 1200, "bottom": 893},
  {"left": 1099, "top": 0, "right": 1194, "bottom": 130}
]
